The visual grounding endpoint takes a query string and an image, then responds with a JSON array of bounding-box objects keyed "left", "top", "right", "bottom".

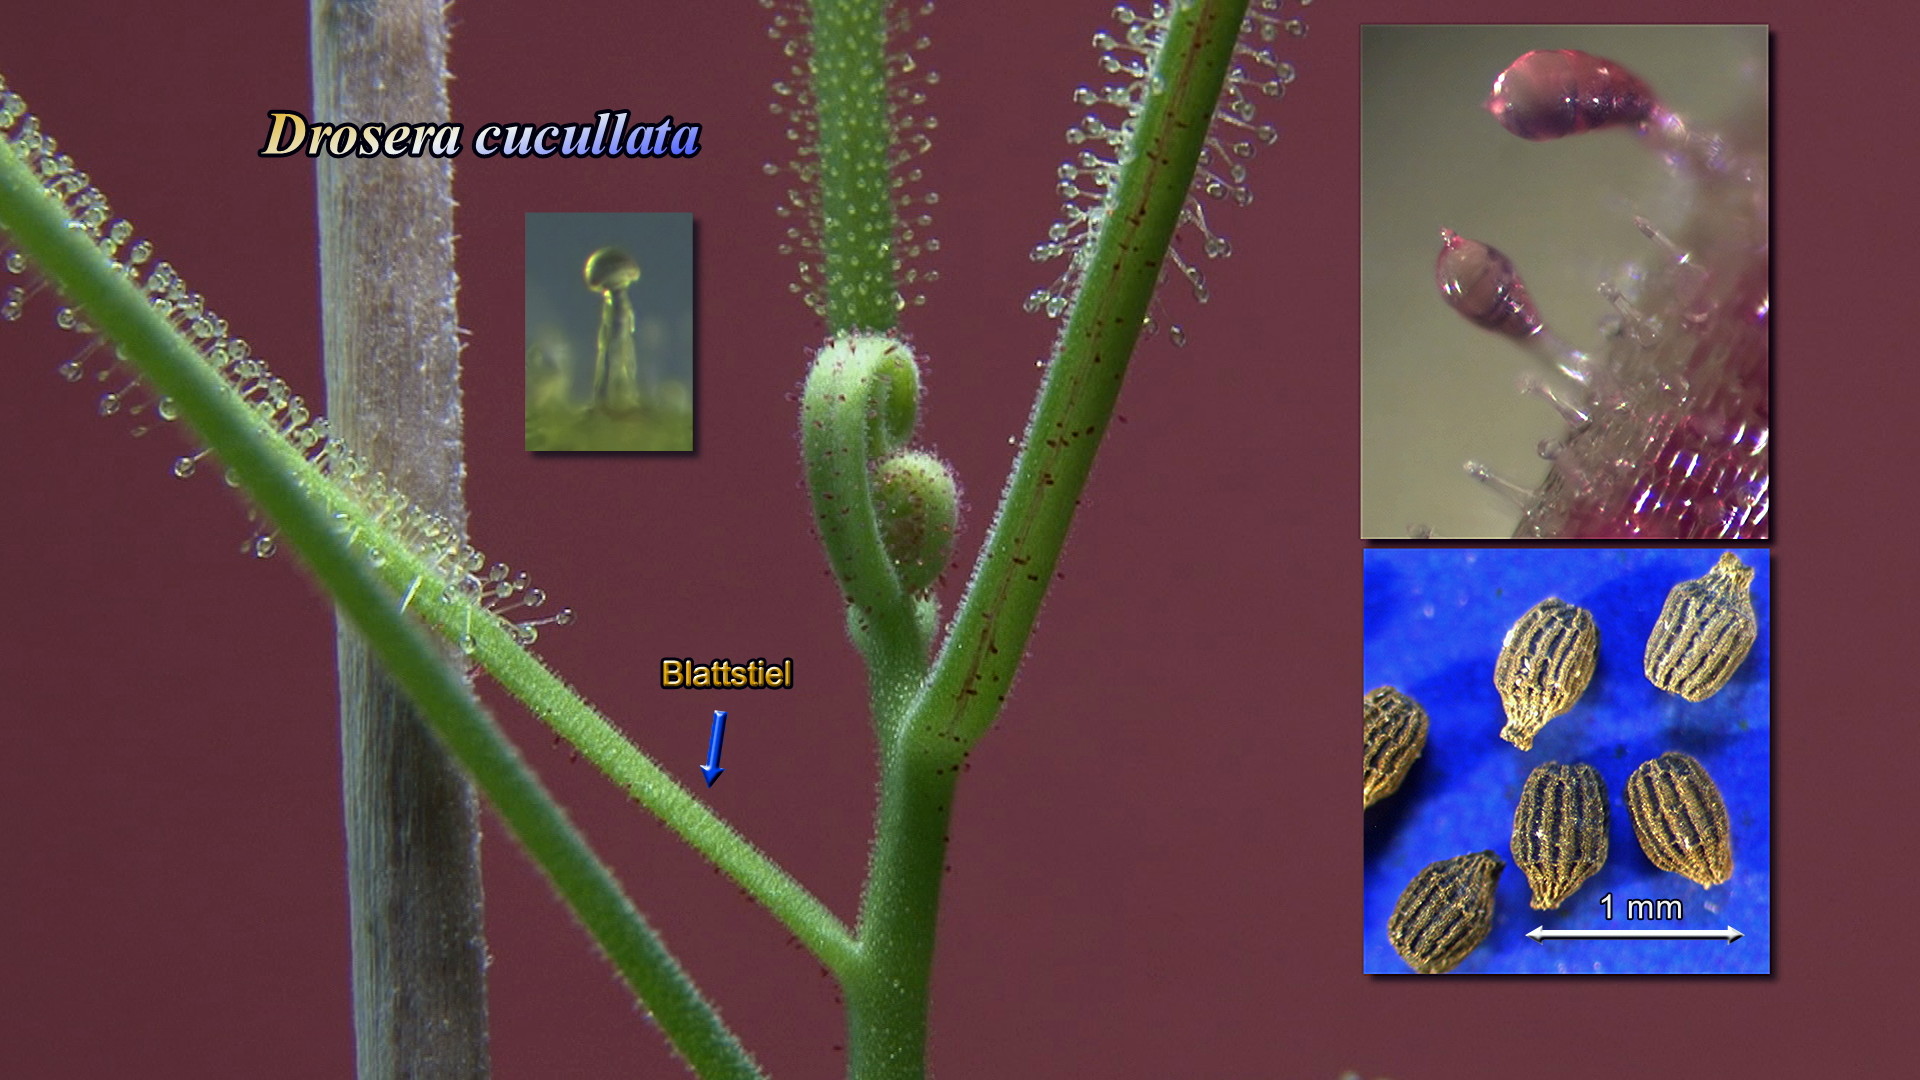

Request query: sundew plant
[{"left": 2, "top": 1, "right": 1318, "bottom": 1076}]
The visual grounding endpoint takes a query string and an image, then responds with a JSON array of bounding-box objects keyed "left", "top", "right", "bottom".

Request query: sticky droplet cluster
[
  {"left": 0, "top": 77, "right": 570, "bottom": 651},
  {"left": 1026, "top": 0, "right": 1305, "bottom": 341},
  {"left": 763, "top": 0, "right": 941, "bottom": 319}
]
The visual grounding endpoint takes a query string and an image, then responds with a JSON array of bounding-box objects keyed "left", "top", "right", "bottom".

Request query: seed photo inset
[{"left": 1364, "top": 548, "right": 1770, "bottom": 974}]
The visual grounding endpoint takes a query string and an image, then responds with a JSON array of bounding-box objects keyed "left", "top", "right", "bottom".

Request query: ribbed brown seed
[
  {"left": 1387, "top": 851, "right": 1503, "bottom": 974},
  {"left": 1494, "top": 598, "right": 1598, "bottom": 751},
  {"left": 1645, "top": 551, "right": 1758, "bottom": 702},
  {"left": 1626, "top": 752, "right": 1733, "bottom": 886},
  {"left": 1511, "top": 762, "right": 1609, "bottom": 910},
  {"left": 1364, "top": 687, "right": 1429, "bottom": 808}
]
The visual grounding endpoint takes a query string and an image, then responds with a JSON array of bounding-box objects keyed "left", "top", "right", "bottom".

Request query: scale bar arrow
[
  {"left": 700, "top": 710, "right": 728, "bottom": 787},
  {"left": 1528, "top": 925, "right": 1742, "bottom": 943}
]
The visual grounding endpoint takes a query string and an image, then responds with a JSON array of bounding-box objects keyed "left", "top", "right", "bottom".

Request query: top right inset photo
[{"left": 1360, "top": 26, "right": 1769, "bottom": 539}]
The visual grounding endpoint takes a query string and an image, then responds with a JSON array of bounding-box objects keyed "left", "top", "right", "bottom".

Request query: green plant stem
[
  {"left": 844, "top": 746, "right": 959, "bottom": 1080},
  {"left": 834, "top": 4, "right": 1251, "bottom": 1071},
  {"left": 0, "top": 134, "right": 854, "bottom": 981},
  {"left": 811, "top": 0, "right": 897, "bottom": 333},
  {"left": 308, "top": 2, "right": 490, "bottom": 1074},
  {"left": 485, "top": 632, "right": 859, "bottom": 975},
  {"left": 910, "top": 0, "right": 1250, "bottom": 753},
  {"left": 0, "top": 144, "right": 832, "bottom": 1072}
]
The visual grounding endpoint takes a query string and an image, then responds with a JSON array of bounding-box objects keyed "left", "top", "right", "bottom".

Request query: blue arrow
[{"left": 700, "top": 710, "right": 728, "bottom": 787}]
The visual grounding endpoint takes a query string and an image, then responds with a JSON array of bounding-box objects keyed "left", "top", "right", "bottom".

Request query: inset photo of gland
[
  {"left": 1360, "top": 26, "right": 1768, "bottom": 539},
  {"left": 1363, "top": 548, "right": 1770, "bottom": 975},
  {"left": 525, "top": 212, "right": 694, "bottom": 451}
]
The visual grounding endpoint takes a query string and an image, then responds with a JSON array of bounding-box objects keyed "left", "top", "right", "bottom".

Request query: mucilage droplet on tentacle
[{"left": 1436, "top": 43, "right": 1768, "bottom": 539}]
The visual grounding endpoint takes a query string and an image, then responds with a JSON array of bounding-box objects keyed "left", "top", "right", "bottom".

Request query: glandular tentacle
[
  {"left": 1028, "top": 0, "right": 1307, "bottom": 342},
  {"left": 1434, "top": 39, "right": 1769, "bottom": 539},
  {"left": 1, "top": 74, "right": 572, "bottom": 650},
  {"left": 1435, "top": 228, "right": 1594, "bottom": 389},
  {"left": 762, "top": 0, "right": 941, "bottom": 320}
]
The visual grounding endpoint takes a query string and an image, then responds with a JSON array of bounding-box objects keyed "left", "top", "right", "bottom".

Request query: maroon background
[{"left": 1, "top": 1, "right": 1910, "bottom": 1077}]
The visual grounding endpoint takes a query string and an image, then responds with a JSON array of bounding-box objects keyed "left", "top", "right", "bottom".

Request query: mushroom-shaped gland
[
  {"left": 1435, "top": 228, "right": 1594, "bottom": 387},
  {"left": 583, "top": 247, "right": 644, "bottom": 414},
  {"left": 1435, "top": 228, "right": 1540, "bottom": 340},
  {"left": 1484, "top": 49, "right": 1658, "bottom": 142},
  {"left": 584, "top": 247, "right": 641, "bottom": 293}
]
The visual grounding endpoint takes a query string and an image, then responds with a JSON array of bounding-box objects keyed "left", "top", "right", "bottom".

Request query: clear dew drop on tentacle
[
  {"left": 1, "top": 73, "right": 577, "bottom": 650},
  {"left": 1027, "top": 1, "right": 1307, "bottom": 340}
]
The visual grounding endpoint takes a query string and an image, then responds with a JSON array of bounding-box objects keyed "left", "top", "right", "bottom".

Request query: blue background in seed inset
[{"left": 1363, "top": 548, "right": 1771, "bottom": 975}]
